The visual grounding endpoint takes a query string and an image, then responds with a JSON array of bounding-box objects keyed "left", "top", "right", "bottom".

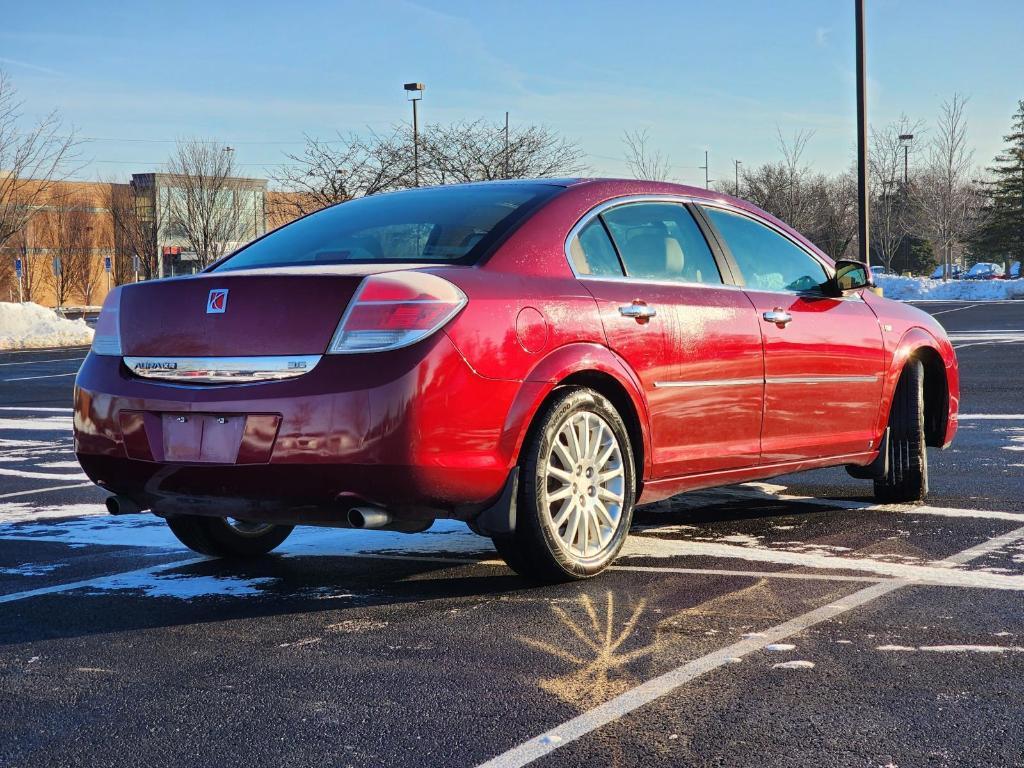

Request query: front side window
[
  {"left": 215, "top": 183, "right": 561, "bottom": 271},
  {"left": 601, "top": 202, "right": 722, "bottom": 284},
  {"left": 702, "top": 207, "right": 828, "bottom": 293}
]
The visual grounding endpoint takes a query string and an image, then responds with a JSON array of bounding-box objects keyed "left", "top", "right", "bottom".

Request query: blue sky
[{"left": 2, "top": 0, "right": 1021, "bottom": 186}]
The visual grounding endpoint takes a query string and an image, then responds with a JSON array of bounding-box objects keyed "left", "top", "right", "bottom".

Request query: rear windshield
[{"left": 214, "top": 183, "right": 561, "bottom": 271}]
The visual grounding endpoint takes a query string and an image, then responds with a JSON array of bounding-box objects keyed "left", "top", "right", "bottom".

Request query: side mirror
[{"left": 832, "top": 259, "right": 873, "bottom": 294}]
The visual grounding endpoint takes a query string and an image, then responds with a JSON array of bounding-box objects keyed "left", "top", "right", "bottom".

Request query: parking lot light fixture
[{"left": 404, "top": 82, "right": 425, "bottom": 187}]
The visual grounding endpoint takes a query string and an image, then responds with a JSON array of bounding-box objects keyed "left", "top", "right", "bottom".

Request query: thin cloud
[
  {"left": 815, "top": 27, "right": 830, "bottom": 48},
  {"left": 0, "top": 57, "right": 65, "bottom": 77}
]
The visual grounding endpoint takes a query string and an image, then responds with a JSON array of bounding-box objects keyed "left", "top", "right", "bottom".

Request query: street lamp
[
  {"left": 899, "top": 133, "right": 914, "bottom": 185},
  {"left": 404, "top": 82, "right": 425, "bottom": 187}
]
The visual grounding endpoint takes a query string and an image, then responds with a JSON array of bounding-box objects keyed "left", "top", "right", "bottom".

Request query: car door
[
  {"left": 568, "top": 200, "right": 764, "bottom": 479},
  {"left": 698, "top": 204, "right": 885, "bottom": 463}
]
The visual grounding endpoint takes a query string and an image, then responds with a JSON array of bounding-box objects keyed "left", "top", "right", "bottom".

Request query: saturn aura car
[{"left": 74, "top": 179, "right": 959, "bottom": 581}]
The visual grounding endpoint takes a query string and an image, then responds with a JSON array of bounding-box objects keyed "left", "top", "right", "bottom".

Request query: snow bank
[
  {"left": 875, "top": 275, "right": 1024, "bottom": 301},
  {"left": 0, "top": 302, "right": 94, "bottom": 350}
]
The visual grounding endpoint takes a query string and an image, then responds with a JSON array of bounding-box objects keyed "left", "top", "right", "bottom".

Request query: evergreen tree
[{"left": 976, "top": 100, "right": 1024, "bottom": 263}]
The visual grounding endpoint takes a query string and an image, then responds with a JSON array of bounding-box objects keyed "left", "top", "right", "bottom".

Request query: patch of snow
[
  {"left": 876, "top": 644, "right": 916, "bottom": 651},
  {"left": 765, "top": 643, "right": 796, "bottom": 652},
  {"left": 0, "top": 562, "right": 64, "bottom": 576},
  {"left": 86, "top": 570, "right": 276, "bottom": 599},
  {"left": 875, "top": 275, "right": 1024, "bottom": 301},
  {"left": 772, "top": 660, "right": 815, "bottom": 670},
  {"left": 0, "top": 502, "right": 109, "bottom": 524},
  {"left": 0, "top": 302, "right": 94, "bottom": 350}
]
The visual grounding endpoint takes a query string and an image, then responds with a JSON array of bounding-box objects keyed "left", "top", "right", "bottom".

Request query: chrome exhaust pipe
[
  {"left": 106, "top": 495, "right": 144, "bottom": 516},
  {"left": 347, "top": 506, "right": 393, "bottom": 530}
]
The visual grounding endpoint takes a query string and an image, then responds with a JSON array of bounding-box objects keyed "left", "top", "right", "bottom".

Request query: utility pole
[
  {"left": 404, "top": 83, "right": 425, "bottom": 187},
  {"left": 504, "top": 111, "right": 510, "bottom": 180},
  {"left": 700, "top": 150, "right": 712, "bottom": 189},
  {"left": 734, "top": 160, "right": 742, "bottom": 195},
  {"left": 855, "top": 0, "right": 870, "bottom": 265}
]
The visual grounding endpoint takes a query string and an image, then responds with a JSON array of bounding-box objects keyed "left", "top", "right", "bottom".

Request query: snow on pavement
[
  {"left": 0, "top": 302, "right": 94, "bottom": 350},
  {"left": 876, "top": 274, "right": 1024, "bottom": 301}
]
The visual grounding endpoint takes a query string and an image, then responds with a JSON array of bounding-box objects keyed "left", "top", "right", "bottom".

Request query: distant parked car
[
  {"left": 930, "top": 265, "right": 963, "bottom": 279},
  {"left": 870, "top": 265, "right": 889, "bottom": 277},
  {"left": 964, "top": 262, "right": 1004, "bottom": 280}
]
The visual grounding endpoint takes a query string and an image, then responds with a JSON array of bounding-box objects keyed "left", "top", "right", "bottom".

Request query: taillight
[
  {"left": 328, "top": 271, "right": 467, "bottom": 354},
  {"left": 91, "top": 287, "right": 123, "bottom": 356}
]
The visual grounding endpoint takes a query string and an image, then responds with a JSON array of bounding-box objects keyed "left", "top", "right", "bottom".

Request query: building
[{"left": 1, "top": 172, "right": 297, "bottom": 308}]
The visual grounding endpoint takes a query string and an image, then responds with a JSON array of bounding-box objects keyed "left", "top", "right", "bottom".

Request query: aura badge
[{"left": 207, "top": 288, "right": 229, "bottom": 314}]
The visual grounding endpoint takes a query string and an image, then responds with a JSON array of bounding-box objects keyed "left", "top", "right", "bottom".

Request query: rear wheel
[
  {"left": 492, "top": 387, "right": 636, "bottom": 582},
  {"left": 166, "top": 515, "right": 293, "bottom": 557},
  {"left": 874, "top": 359, "right": 928, "bottom": 503}
]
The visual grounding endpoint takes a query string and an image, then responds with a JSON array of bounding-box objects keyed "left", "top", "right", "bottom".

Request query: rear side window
[
  {"left": 702, "top": 207, "right": 828, "bottom": 293},
  {"left": 215, "top": 183, "right": 561, "bottom": 271},
  {"left": 569, "top": 219, "right": 623, "bottom": 276},
  {"left": 601, "top": 202, "right": 722, "bottom": 284}
]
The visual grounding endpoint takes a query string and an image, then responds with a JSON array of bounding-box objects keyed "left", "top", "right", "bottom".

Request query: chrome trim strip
[
  {"left": 124, "top": 355, "right": 322, "bottom": 384},
  {"left": 766, "top": 375, "right": 879, "bottom": 385},
  {"left": 654, "top": 374, "right": 878, "bottom": 389},
  {"left": 654, "top": 378, "right": 763, "bottom": 389}
]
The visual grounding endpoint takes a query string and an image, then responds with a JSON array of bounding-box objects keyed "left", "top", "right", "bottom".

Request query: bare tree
[
  {"left": 912, "top": 95, "right": 979, "bottom": 280},
  {"left": 622, "top": 129, "right": 673, "bottom": 181},
  {"left": 870, "top": 116, "right": 925, "bottom": 271},
  {"left": 0, "top": 71, "right": 77, "bottom": 250},
  {"left": 162, "top": 139, "right": 249, "bottom": 268},
  {"left": 418, "top": 119, "right": 586, "bottom": 184},
  {"left": 42, "top": 196, "right": 91, "bottom": 309},
  {"left": 0, "top": 222, "right": 41, "bottom": 301},
  {"left": 270, "top": 129, "right": 413, "bottom": 218},
  {"left": 740, "top": 129, "right": 818, "bottom": 232},
  {"left": 104, "top": 180, "right": 157, "bottom": 283},
  {"left": 807, "top": 171, "right": 859, "bottom": 261}
]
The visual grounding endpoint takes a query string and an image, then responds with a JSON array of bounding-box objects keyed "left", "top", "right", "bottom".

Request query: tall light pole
[
  {"left": 855, "top": 0, "right": 870, "bottom": 265},
  {"left": 899, "top": 133, "right": 914, "bottom": 185},
  {"left": 404, "top": 82, "right": 425, "bottom": 187},
  {"left": 504, "top": 111, "right": 510, "bottom": 180},
  {"left": 734, "top": 159, "right": 742, "bottom": 195}
]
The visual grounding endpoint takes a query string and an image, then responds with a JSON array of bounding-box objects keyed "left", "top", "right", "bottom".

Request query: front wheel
[
  {"left": 874, "top": 359, "right": 928, "bottom": 503},
  {"left": 166, "top": 515, "right": 293, "bottom": 557},
  {"left": 493, "top": 387, "right": 636, "bottom": 582}
]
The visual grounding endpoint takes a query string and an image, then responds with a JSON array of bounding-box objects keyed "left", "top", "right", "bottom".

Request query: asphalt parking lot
[{"left": 2, "top": 300, "right": 1023, "bottom": 768}]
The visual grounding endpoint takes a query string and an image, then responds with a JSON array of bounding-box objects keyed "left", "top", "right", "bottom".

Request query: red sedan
[{"left": 74, "top": 179, "right": 959, "bottom": 581}]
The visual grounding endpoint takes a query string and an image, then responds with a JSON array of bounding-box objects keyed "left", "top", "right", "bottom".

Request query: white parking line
[
  {"left": 1, "top": 372, "right": 78, "bottom": 382},
  {"left": 609, "top": 565, "right": 888, "bottom": 583},
  {"left": 958, "top": 414, "right": 1024, "bottom": 420},
  {"left": 0, "top": 407, "right": 73, "bottom": 413},
  {"left": 0, "top": 356, "right": 86, "bottom": 367},
  {"left": 477, "top": 524, "right": 1024, "bottom": 768},
  {"left": 0, "top": 483, "right": 94, "bottom": 500}
]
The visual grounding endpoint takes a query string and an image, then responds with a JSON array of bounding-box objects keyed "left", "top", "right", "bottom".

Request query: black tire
[
  {"left": 492, "top": 386, "right": 636, "bottom": 582},
  {"left": 874, "top": 359, "right": 929, "bottom": 503},
  {"left": 166, "top": 515, "right": 293, "bottom": 557}
]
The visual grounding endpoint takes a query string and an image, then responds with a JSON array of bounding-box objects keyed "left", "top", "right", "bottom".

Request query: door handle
[
  {"left": 763, "top": 309, "right": 793, "bottom": 326},
  {"left": 619, "top": 302, "right": 657, "bottom": 322}
]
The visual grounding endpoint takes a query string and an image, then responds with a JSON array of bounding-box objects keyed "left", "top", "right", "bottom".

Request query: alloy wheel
[{"left": 542, "top": 410, "right": 626, "bottom": 560}]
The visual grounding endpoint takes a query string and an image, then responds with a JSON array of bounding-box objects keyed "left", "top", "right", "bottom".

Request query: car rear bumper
[{"left": 74, "top": 334, "right": 522, "bottom": 522}]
